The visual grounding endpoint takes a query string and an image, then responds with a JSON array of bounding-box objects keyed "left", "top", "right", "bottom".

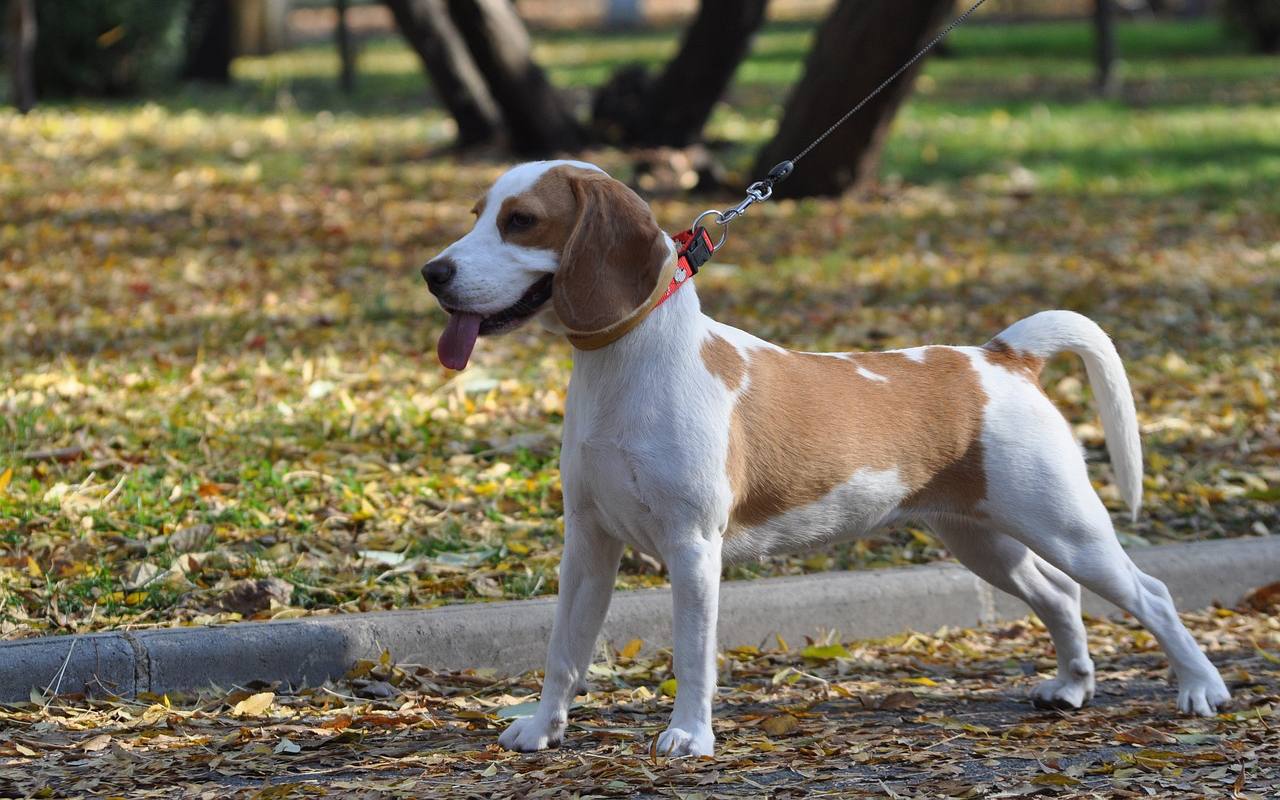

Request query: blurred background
[{"left": 1, "top": 0, "right": 1277, "bottom": 637}]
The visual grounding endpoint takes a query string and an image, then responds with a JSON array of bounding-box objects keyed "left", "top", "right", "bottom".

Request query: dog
[{"left": 421, "top": 160, "right": 1231, "bottom": 757}]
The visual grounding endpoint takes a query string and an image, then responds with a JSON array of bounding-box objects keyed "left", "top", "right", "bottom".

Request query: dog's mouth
[{"left": 437, "top": 274, "right": 553, "bottom": 370}]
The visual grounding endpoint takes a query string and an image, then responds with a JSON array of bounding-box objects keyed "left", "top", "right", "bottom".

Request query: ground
[
  {"left": 1, "top": 20, "right": 1278, "bottom": 637},
  {"left": 2, "top": 606, "right": 1277, "bottom": 798}
]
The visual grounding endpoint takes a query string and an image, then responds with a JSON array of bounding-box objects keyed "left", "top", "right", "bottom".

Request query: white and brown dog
[{"left": 422, "top": 160, "right": 1230, "bottom": 757}]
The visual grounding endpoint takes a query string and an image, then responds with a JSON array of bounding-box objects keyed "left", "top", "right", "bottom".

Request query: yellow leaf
[
  {"left": 775, "top": 634, "right": 789, "bottom": 652},
  {"left": 231, "top": 691, "right": 275, "bottom": 717},
  {"left": 903, "top": 676, "right": 938, "bottom": 686},
  {"left": 25, "top": 557, "right": 42, "bottom": 578},
  {"left": 801, "top": 643, "right": 850, "bottom": 662},
  {"left": 0, "top": 467, "right": 12, "bottom": 494},
  {"left": 658, "top": 678, "right": 678, "bottom": 698},
  {"left": 1031, "top": 774, "right": 1080, "bottom": 787},
  {"left": 619, "top": 639, "right": 643, "bottom": 660},
  {"left": 760, "top": 713, "right": 800, "bottom": 736}
]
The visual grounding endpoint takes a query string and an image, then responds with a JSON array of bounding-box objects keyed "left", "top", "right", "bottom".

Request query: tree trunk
[
  {"left": 383, "top": 0, "right": 501, "bottom": 147},
  {"left": 336, "top": 0, "right": 356, "bottom": 93},
  {"left": 593, "top": 0, "right": 768, "bottom": 147},
  {"left": 753, "top": 0, "right": 953, "bottom": 198},
  {"left": 6, "top": 0, "right": 37, "bottom": 112},
  {"left": 183, "top": 0, "right": 234, "bottom": 83},
  {"left": 605, "top": 0, "right": 644, "bottom": 29},
  {"left": 1093, "top": 0, "right": 1119, "bottom": 97},
  {"left": 446, "top": 0, "right": 581, "bottom": 155}
]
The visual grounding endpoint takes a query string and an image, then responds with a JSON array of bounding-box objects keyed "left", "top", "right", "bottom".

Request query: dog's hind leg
[
  {"left": 931, "top": 520, "right": 1095, "bottom": 709},
  {"left": 984, "top": 447, "right": 1230, "bottom": 716}
]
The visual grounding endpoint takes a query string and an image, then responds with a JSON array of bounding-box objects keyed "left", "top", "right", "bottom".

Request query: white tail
[{"left": 993, "top": 310, "right": 1143, "bottom": 521}]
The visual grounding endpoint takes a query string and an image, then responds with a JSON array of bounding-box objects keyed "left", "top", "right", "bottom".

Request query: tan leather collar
[{"left": 563, "top": 255, "right": 678, "bottom": 351}]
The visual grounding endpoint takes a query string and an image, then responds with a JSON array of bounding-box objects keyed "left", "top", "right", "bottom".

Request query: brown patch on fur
[
  {"left": 724, "top": 347, "right": 989, "bottom": 529},
  {"left": 984, "top": 337, "right": 1044, "bottom": 380},
  {"left": 471, "top": 197, "right": 486, "bottom": 218},
  {"left": 701, "top": 334, "right": 745, "bottom": 391},
  {"left": 496, "top": 166, "right": 586, "bottom": 254}
]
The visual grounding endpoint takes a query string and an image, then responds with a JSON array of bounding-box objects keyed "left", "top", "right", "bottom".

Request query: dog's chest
[{"left": 561, "top": 361, "right": 733, "bottom": 557}]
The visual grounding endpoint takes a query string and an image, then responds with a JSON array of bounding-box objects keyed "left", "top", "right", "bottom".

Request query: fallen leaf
[
  {"left": 760, "top": 713, "right": 800, "bottom": 736},
  {"left": 801, "top": 643, "right": 851, "bottom": 662},
  {"left": 81, "top": 734, "right": 112, "bottom": 752},
  {"left": 220, "top": 578, "right": 293, "bottom": 615},
  {"left": 231, "top": 692, "right": 275, "bottom": 717}
]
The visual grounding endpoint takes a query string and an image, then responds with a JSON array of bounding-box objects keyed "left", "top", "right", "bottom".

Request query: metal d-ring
[{"left": 692, "top": 209, "right": 729, "bottom": 249}]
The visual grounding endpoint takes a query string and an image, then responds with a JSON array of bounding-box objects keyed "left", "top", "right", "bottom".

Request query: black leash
[{"left": 690, "top": 0, "right": 990, "bottom": 251}]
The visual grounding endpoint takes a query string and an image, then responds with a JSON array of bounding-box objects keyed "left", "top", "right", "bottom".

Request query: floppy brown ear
[{"left": 552, "top": 173, "right": 670, "bottom": 337}]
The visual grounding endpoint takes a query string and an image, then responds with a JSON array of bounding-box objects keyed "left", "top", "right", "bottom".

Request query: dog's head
[{"left": 423, "top": 160, "right": 671, "bottom": 369}]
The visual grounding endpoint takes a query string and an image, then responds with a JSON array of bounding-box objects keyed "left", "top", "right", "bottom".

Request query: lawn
[{"left": 1, "top": 19, "right": 1277, "bottom": 638}]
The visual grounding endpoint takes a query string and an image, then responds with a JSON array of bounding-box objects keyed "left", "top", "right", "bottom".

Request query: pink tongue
[{"left": 437, "top": 312, "right": 483, "bottom": 370}]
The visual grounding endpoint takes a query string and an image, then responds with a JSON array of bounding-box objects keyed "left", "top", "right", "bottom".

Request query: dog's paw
[
  {"left": 498, "top": 714, "right": 565, "bottom": 752},
  {"left": 1030, "top": 658, "right": 1095, "bottom": 711},
  {"left": 1177, "top": 672, "right": 1231, "bottom": 717},
  {"left": 655, "top": 724, "right": 714, "bottom": 757}
]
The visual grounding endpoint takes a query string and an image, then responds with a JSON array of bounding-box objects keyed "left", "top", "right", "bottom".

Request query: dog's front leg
[
  {"left": 499, "top": 515, "right": 623, "bottom": 752},
  {"left": 656, "top": 535, "right": 721, "bottom": 757}
]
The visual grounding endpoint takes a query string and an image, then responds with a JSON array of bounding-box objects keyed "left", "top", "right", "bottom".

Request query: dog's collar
[{"left": 563, "top": 228, "right": 715, "bottom": 351}]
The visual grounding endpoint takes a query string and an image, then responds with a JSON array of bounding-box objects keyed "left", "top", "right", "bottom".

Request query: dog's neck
[{"left": 568, "top": 272, "right": 705, "bottom": 386}]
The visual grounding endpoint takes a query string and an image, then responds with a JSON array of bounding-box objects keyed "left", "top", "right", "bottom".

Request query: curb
[{"left": 2, "top": 537, "right": 1276, "bottom": 703}]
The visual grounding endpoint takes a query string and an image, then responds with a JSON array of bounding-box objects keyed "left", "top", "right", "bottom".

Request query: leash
[{"left": 663, "top": 0, "right": 990, "bottom": 297}]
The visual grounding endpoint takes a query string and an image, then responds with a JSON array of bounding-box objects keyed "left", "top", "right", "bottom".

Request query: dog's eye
[{"left": 507, "top": 212, "right": 537, "bottom": 230}]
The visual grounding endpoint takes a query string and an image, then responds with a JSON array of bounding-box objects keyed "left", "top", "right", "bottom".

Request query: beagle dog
[{"left": 422, "top": 160, "right": 1230, "bottom": 757}]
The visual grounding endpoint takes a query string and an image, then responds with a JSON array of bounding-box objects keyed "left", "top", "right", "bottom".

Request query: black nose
[{"left": 422, "top": 258, "right": 456, "bottom": 294}]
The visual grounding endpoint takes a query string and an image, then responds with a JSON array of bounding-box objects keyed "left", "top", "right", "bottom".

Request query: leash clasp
[
  {"left": 717, "top": 180, "right": 771, "bottom": 225},
  {"left": 684, "top": 160, "right": 793, "bottom": 259}
]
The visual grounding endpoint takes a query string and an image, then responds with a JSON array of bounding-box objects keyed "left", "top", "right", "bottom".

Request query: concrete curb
[{"left": 2, "top": 537, "right": 1276, "bottom": 703}]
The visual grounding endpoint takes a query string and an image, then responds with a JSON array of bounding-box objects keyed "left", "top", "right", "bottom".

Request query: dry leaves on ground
[{"left": 1, "top": 606, "right": 1277, "bottom": 798}]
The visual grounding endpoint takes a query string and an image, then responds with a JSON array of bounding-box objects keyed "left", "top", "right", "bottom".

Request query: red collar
[{"left": 655, "top": 227, "right": 715, "bottom": 309}]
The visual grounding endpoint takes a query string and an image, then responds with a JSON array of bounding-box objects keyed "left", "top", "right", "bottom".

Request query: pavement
[{"left": 1, "top": 536, "right": 1276, "bottom": 705}]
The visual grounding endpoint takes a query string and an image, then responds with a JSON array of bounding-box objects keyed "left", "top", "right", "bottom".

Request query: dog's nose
[{"left": 422, "top": 258, "right": 457, "bottom": 294}]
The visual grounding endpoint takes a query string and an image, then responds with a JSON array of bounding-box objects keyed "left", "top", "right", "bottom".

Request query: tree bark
[
  {"left": 446, "top": 0, "right": 581, "bottom": 155},
  {"left": 336, "top": 0, "right": 356, "bottom": 93},
  {"left": 383, "top": 0, "right": 501, "bottom": 147},
  {"left": 1093, "top": 0, "right": 1119, "bottom": 97},
  {"left": 753, "top": 0, "right": 953, "bottom": 198},
  {"left": 182, "top": 0, "right": 234, "bottom": 83},
  {"left": 605, "top": 0, "right": 644, "bottom": 29},
  {"left": 593, "top": 0, "right": 768, "bottom": 147},
  {"left": 6, "top": 0, "right": 37, "bottom": 112}
]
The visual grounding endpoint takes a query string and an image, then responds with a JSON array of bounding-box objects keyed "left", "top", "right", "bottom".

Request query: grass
[{"left": 0, "top": 18, "right": 1277, "bottom": 637}]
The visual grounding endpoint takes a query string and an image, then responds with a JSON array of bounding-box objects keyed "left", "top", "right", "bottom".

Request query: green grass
[{"left": 39, "top": 18, "right": 1278, "bottom": 201}]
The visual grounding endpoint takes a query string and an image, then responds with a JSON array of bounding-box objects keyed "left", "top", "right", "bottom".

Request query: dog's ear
[{"left": 553, "top": 174, "right": 670, "bottom": 337}]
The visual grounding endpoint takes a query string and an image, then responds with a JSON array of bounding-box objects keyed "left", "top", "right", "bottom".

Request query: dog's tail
[{"left": 990, "top": 310, "right": 1143, "bottom": 521}]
